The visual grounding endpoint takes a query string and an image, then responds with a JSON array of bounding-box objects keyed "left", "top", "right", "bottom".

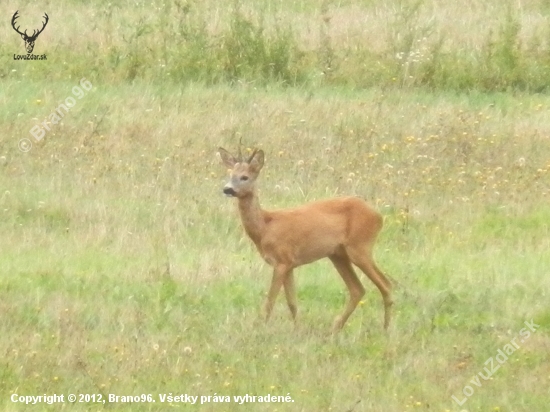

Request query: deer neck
[{"left": 237, "top": 191, "right": 265, "bottom": 248}]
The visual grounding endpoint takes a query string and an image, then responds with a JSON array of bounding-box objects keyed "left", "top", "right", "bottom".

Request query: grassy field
[{"left": 1, "top": 0, "right": 550, "bottom": 411}]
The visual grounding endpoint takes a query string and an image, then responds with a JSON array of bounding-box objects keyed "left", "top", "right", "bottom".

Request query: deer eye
[{"left": 240, "top": 176, "right": 249, "bottom": 181}]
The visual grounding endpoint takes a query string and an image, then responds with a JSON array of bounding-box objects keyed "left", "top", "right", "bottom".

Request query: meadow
[{"left": 1, "top": 0, "right": 550, "bottom": 411}]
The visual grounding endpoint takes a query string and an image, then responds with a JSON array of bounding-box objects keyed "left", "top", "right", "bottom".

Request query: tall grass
[
  {"left": 1, "top": 0, "right": 550, "bottom": 411},
  {"left": 2, "top": 80, "right": 550, "bottom": 410},
  {"left": 3, "top": 0, "right": 550, "bottom": 91}
]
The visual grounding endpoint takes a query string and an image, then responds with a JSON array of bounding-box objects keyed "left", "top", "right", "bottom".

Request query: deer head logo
[{"left": 11, "top": 10, "right": 49, "bottom": 54}]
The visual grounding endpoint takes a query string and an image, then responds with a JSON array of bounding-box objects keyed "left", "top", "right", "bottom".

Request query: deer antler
[
  {"left": 236, "top": 137, "right": 244, "bottom": 163},
  {"left": 11, "top": 11, "right": 26, "bottom": 37},
  {"left": 30, "top": 13, "right": 49, "bottom": 40},
  {"left": 11, "top": 11, "right": 48, "bottom": 41}
]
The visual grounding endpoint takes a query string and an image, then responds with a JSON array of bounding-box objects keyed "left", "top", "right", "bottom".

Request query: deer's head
[
  {"left": 11, "top": 11, "right": 49, "bottom": 54},
  {"left": 218, "top": 147, "right": 265, "bottom": 198}
]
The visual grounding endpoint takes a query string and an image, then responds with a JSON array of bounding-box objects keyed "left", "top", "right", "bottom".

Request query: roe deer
[{"left": 218, "top": 147, "right": 393, "bottom": 332}]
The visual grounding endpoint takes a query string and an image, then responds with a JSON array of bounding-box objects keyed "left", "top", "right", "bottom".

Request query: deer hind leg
[
  {"left": 264, "top": 264, "right": 292, "bottom": 322},
  {"left": 345, "top": 246, "right": 393, "bottom": 329},
  {"left": 283, "top": 271, "right": 298, "bottom": 322},
  {"left": 329, "top": 253, "right": 365, "bottom": 333}
]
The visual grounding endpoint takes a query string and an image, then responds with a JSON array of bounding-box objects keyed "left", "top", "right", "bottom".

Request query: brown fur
[{"left": 218, "top": 147, "right": 393, "bottom": 332}]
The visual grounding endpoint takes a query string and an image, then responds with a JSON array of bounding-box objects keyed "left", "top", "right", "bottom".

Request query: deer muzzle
[{"left": 223, "top": 186, "right": 237, "bottom": 197}]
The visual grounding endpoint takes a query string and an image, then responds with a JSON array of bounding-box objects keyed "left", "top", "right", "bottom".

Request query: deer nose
[{"left": 223, "top": 187, "right": 237, "bottom": 197}]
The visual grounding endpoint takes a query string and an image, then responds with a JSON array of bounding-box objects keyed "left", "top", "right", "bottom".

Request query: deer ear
[
  {"left": 217, "top": 147, "right": 237, "bottom": 168},
  {"left": 249, "top": 149, "right": 264, "bottom": 173}
]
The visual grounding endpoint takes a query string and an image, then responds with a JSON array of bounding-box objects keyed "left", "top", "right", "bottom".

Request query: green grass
[
  {"left": 4, "top": 0, "right": 550, "bottom": 91},
  {"left": 2, "top": 79, "right": 549, "bottom": 411},
  {"left": 2, "top": 0, "right": 550, "bottom": 411}
]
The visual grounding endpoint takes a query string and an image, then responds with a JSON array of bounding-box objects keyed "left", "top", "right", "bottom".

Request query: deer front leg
[
  {"left": 283, "top": 271, "right": 297, "bottom": 322},
  {"left": 264, "top": 264, "right": 290, "bottom": 322}
]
